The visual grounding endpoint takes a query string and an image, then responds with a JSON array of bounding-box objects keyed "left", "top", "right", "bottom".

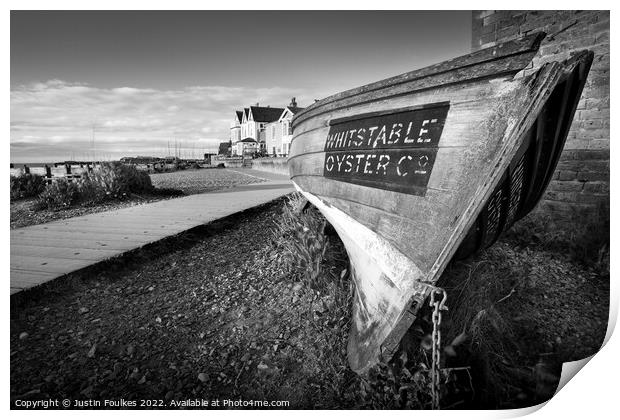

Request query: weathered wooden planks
[
  {"left": 291, "top": 76, "right": 513, "bottom": 140},
  {"left": 11, "top": 244, "right": 122, "bottom": 261},
  {"left": 10, "top": 173, "right": 294, "bottom": 294},
  {"left": 11, "top": 229, "right": 166, "bottom": 243},
  {"left": 24, "top": 224, "right": 172, "bottom": 237},
  {"left": 10, "top": 236, "right": 145, "bottom": 251},
  {"left": 11, "top": 255, "right": 95, "bottom": 275}
]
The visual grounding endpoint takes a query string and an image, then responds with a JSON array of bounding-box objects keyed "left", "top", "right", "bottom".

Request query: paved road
[{"left": 10, "top": 168, "right": 293, "bottom": 295}]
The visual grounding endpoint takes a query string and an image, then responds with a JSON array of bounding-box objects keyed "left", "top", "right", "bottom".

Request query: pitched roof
[
  {"left": 286, "top": 106, "right": 305, "bottom": 115},
  {"left": 250, "top": 106, "right": 285, "bottom": 123},
  {"left": 235, "top": 111, "right": 243, "bottom": 122},
  {"left": 237, "top": 137, "right": 258, "bottom": 143},
  {"left": 277, "top": 106, "right": 306, "bottom": 122}
]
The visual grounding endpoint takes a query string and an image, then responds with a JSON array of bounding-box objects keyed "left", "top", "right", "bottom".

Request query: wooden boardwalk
[{"left": 10, "top": 170, "right": 293, "bottom": 294}]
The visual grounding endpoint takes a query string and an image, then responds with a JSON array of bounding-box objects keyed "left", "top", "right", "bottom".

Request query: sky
[{"left": 10, "top": 10, "right": 472, "bottom": 163}]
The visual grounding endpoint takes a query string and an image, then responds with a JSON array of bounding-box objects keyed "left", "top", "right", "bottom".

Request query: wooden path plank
[
  {"left": 10, "top": 170, "right": 293, "bottom": 294},
  {"left": 11, "top": 255, "right": 95, "bottom": 275},
  {"left": 23, "top": 225, "right": 171, "bottom": 237},
  {"left": 11, "top": 230, "right": 169, "bottom": 243},
  {"left": 10, "top": 236, "right": 145, "bottom": 251},
  {"left": 11, "top": 269, "right": 65, "bottom": 292},
  {"left": 11, "top": 244, "right": 122, "bottom": 261},
  {"left": 11, "top": 269, "right": 52, "bottom": 284}
]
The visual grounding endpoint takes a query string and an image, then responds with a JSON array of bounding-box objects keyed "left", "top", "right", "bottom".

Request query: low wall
[
  {"left": 251, "top": 157, "right": 289, "bottom": 176},
  {"left": 211, "top": 156, "right": 246, "bottom": 168}
]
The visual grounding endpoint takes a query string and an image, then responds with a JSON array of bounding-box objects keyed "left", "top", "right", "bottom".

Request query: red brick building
[{"left": 472, "top": 11, "right": 609, "bottom": 221}]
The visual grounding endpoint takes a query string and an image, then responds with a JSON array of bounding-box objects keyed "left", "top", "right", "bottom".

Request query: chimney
[
  {"left": 290, "top": 97, "right": 297, "bottom": 108},
  {"left": 255, "top": 102, "right": 259, "bottom": 107}
]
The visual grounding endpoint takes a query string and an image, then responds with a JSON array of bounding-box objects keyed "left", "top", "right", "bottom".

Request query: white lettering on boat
[{"left": 323, "top": 103, "right": 449, "bottom": 196}]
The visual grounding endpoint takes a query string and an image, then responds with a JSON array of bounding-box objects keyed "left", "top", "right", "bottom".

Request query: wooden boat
[{"left": 288, "top": 32, "right": 593, "bottom": 374}]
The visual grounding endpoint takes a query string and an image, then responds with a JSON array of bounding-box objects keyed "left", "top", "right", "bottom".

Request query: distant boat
[{"left": 288, "top": 32, "right": 593, "bottom": 373}]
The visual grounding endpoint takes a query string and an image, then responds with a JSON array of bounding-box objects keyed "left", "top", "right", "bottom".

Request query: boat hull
[{"left": 288, "top": 34, "right": 593, "bottom": 373}]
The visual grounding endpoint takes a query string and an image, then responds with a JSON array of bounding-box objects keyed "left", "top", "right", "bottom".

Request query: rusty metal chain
[{"left": 428, "top": 286, "right": 448, "bottom": 410}]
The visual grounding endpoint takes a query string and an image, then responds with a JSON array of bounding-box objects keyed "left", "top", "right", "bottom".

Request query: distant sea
[{"left": 11, "top": 161, "right": 112, "bottom": 168}]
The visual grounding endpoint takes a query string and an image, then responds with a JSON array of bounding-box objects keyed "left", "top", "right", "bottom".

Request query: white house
[
  {"left": 231, "top": 98, "right": 304, "bottom": 155},
  {"left": 265, "top": 98, "right": 304, "bottom": 156},
  {"left": 233, "top": 105, "right": 283, "bottom": 152}
]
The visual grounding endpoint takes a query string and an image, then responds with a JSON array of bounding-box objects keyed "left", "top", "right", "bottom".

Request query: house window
[
  {"left": 272, "top": 126, "right": 276, "bottom": 138},
  {"left": 282, "top": 121, "right": 290, "bottom": 136}
]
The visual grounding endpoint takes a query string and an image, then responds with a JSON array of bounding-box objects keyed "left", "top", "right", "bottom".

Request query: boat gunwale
[
  {"left": 287, "top": 92, "right": 509, "bottom": 156},
  {"left": 291, "top": 32, "right": 546, "bottom": 127},
  {"left": 288, "top": 69, "right": 528, "bottom": 162},
  {"left": 291, "top": 64, "right": 534, "bottom": 130},
  {"left": 327, "top": 101, "right": 451, "bottom": 126}
]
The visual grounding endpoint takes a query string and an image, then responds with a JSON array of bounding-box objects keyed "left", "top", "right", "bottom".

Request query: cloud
[{"left": 10, "top": 80, "right": 316, "bottom": 162}]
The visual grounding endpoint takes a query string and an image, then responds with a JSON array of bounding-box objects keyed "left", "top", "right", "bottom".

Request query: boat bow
[{"left": 288, "top": 33, "right": 593, "bottom": 373}]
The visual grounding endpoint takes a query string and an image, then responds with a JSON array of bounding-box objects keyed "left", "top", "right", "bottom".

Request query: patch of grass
[
  {"left": 437, "top": 247, "right": 539, "bottom": 408},
  {"left": 272, "top": 193, "right": 331, "bottom": 292},
  {"left": 420, "top": 199, "right": 611, "bottom": 408},
  {"left": 269, "top": 194, "right": 356, "bottom": 405},
  {"left": 33, "top": 178, "right": 79, "bottom": 210},
  {"left": 78, "top": 162, "right": 154, "bottom": 204},
  {"left": 32, "top": 163, "right": 175, "bottom": 211},
  {"left": 271, "top": 192, "right": 354, "bottom": 317},
  {"left": 431, "top": 201, "right": 610, "bottom": 409},
  {"left": 10, "top": 173, "right": 46, "bottom": 200}
]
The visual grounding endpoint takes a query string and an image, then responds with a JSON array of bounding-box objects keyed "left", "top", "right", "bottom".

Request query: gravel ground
[
  {"left": 10, "top": 199, "right": 356, "bottom": 409},
  {"left": 10, "top": 169, "right": 265, "bottom": 230},
  {"left": 150, "top": 169, "right": 265, "bottom": 195},
  {"left": 9, "top": 199, "right": 609, "bottom": 409}
]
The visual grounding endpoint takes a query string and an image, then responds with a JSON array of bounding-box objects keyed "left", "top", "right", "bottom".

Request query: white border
[{"left": 5, "top": 3, "right": 617, "bottom": 419}]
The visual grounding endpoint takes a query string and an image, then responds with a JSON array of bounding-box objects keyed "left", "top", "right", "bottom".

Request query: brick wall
[{"left": 472, "top": 11, "right": 609, "bottom": 221}]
